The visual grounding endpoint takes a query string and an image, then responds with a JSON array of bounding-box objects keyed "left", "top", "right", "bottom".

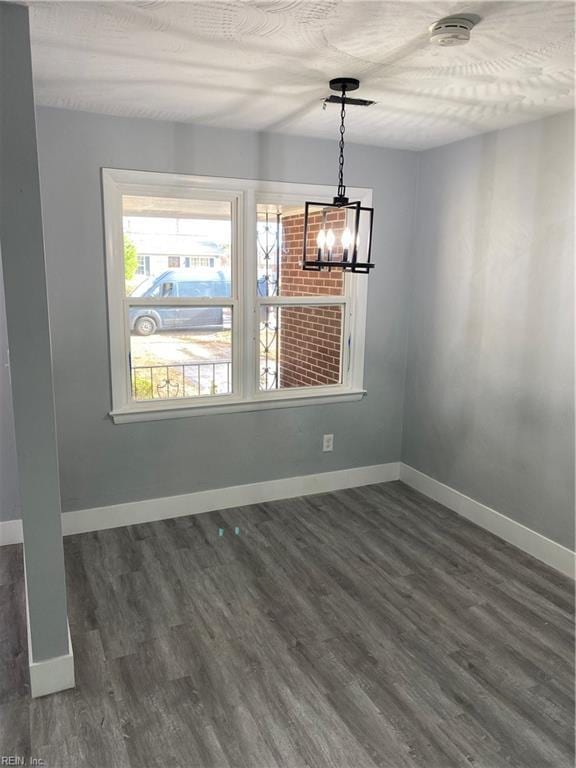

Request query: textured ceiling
[{"left": 28, "top": 0, "right": 575, "bottom": 149}]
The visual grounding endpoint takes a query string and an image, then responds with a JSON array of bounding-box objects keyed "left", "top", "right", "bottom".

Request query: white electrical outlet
[{"left": 323, "top": 434, "right": 334, "bottom": 452}]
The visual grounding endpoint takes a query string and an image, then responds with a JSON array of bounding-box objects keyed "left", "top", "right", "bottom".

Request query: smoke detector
[{"left": 429, "top": 14, "right": 480, "bottom": 46}]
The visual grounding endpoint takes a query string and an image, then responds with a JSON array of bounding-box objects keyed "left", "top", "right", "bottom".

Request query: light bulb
[
  {"left": 326, "top": 229, "right": 336, "bottom": 250},
  {"left": 341, "top": 227, "right": 352, "bottom": 248},
  {"left": 317, "top": 229, "right": 326, "bottom": 249}
]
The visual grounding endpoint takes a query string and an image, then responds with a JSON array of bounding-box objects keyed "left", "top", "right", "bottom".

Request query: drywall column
[{"left": 0, "top": 4, "right": 73, "bottom": 695}]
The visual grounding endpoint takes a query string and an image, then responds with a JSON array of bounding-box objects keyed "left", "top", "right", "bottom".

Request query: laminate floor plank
[
  {"left": 1, "top": 481, "right": 573, "bottom": 767},
  {"left": 0, "top": 698, "right": 30, "bottom": 759},
  {"left": 0, "top": 544, "right": 24, "bottom": 587},
  {"left": 0, "top": 573, "right": 28, "bottom": 705}
]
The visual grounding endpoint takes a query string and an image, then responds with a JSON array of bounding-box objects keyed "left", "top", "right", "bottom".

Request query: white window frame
[{"left": 102, "top": 168, "right": 370, "bottom": 423}]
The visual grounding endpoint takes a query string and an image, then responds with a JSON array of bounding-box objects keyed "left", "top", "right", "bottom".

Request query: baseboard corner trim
[
  {"left": 28, "top": 642, "right": 75, "bottom": 698},
  {"left": 61, "top": 462, "right": 401, "bottom": 536},
  {"left": 0, "top": 517, "right": 23, "bottom": 546},
  {"left": 399, "top": 463, "right": 575, "bottom": 579}
]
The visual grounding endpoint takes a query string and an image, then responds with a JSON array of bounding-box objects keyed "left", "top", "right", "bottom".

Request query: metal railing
[
  {"left": 257, "top": 211, "right": 280, "bottom": 390},
  {"left": 131, "top": 360, "right": 231, "bottom": 400}
]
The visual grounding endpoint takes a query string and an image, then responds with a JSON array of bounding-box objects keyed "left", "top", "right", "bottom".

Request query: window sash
[{"left": 103, "top": 169, "right": 370, "bottom": 419}]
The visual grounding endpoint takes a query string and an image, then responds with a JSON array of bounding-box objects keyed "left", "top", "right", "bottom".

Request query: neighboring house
[{"left": 123, "top": 215, "right": 229, "bottom": 276}]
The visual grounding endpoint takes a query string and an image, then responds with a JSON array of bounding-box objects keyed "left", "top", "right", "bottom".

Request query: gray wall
[
  {"left": 34, "top": 106, "right": 417, "bottom": 513},
  {"left": 0, "top": 256, "right": 20, "bottom": 522},
  {"left": 402, "top": 112, "right": 574, "bottom": 548}
]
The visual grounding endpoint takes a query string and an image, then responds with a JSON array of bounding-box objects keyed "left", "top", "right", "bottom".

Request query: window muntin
[{"left": 103, "top": 170, "right": 369, "bottom": 419}]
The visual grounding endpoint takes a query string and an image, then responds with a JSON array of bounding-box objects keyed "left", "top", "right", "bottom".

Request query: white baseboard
[
  {"left": 24, "top": 557, "right": 75, "bottom": 697},
  {"left": 5, "top": 461, "right": 572, "bottom": 580},
  {"left": 400, "top": 464, "right": 575, "bottom": 579},
  {"left": 2, "top": 464, "right": 400, "bottom": 544},
  {"left": 61, "top": 462, "right": 401, "bottom": 535},
  {"left": 0, "top": 517, "right": 23, "bottom": 546}
]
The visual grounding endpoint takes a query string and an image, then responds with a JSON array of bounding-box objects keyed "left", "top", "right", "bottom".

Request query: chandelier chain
[{"left": 337, "top": 86, "right": 346, "bottom": 199}]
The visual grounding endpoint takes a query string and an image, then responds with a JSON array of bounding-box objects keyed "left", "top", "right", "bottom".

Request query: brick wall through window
[{"left": 278, "top": 210, "right": 345, "bottom": 387}]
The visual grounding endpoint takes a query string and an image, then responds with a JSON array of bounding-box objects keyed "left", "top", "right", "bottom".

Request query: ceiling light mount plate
[
  {"left": 326, "top": 77, "right": 374, "bottom": 107},
  {"left": 329, "top": 77, "right": 360, "bottom": 93}
]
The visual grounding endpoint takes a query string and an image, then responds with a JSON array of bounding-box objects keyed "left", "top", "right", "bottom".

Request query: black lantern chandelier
[{"left": 303, "top": 78, "right": 375, "bottom": 274}]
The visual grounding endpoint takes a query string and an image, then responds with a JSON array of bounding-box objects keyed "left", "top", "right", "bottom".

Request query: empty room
[{"left": 0, "top": 1, "right": 574, "bottom": 766}]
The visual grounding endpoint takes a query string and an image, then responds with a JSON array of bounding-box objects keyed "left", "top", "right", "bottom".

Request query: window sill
[{"left": 109, "top": 389, "right": 367, "bottom": 424}]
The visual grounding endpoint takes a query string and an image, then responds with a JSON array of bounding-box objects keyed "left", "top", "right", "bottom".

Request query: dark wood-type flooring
[{"left": 1, "top": 481, "right": 574, "bottom": 767}]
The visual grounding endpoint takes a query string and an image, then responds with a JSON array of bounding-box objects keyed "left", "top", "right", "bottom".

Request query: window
[
  {"left": 103, "top": 169, "right": 369, "bottom": 422},
  {"left": 136, "top": 255, "right": 151, "bottom": 275}
]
